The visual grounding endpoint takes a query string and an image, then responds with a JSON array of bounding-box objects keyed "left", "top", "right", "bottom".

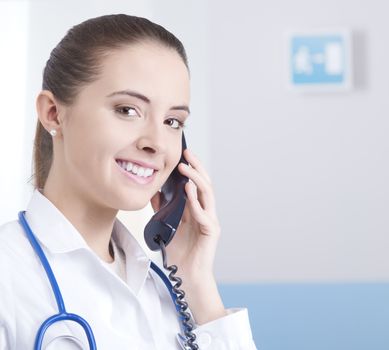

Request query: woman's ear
[{"left": 36, "top": 90, "right": 63, "bottom": 135}]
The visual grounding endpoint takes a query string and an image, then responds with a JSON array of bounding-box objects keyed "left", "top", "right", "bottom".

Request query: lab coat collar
[
  {"left": 112, "top": 218, "right": 152, "bottom": 295},
  {"left": 25, "top": 189, "right": 151, "bottom": 295}
]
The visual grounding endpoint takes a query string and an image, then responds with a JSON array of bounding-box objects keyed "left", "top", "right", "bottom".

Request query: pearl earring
[{"left": 49, "top": 129, "right": 57, "bottom": 137}]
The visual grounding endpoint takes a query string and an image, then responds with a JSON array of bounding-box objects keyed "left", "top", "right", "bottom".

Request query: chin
[{"left": 118, "top": 196, "right": 150, "bottom": 211}]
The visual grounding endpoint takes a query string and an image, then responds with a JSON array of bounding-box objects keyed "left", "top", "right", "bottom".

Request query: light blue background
[
  {"left": 219, "top": 283, "right": 389, "bottom": 349},
  {"left": 291, "top": 35, "right": 345, "bottom": 85}
]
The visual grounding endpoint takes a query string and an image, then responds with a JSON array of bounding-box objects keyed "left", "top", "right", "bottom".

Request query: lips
[
  {"left": 115, "top": 158, "right": 160, "bottom": 171},
  {"left": 115, "top": 159, "right": 157, "bottom": 185}
]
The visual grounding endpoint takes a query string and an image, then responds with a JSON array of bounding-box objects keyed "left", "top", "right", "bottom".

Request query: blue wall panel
[{"left": 218, "top": 283, "right": 389, "bottom": 350}]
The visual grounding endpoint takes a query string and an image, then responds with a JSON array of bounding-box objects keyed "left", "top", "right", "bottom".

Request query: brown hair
[{"left": 32, "top": 14, "right": 189, "bottom": 190}]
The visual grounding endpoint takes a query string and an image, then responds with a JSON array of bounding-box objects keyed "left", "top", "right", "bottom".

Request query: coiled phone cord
[{"left": 157, "top": 238, "right": 199, "bottom": 350}]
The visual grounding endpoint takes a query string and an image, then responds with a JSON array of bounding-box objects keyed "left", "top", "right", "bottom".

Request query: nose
[{"left": 136, "top": 122, "right": 166, "bottom": 155}]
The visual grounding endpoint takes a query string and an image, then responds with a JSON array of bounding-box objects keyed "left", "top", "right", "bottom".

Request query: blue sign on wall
[{"left": 288, "top": 30, "right": 352, "bottom": 90}]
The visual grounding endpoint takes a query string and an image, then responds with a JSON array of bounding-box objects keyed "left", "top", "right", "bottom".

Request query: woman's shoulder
[
  {"left": 0, "top": 221, "right": 19, "bottom": 327},
  {"left": 0, "top": 218, "right": 45, "bottom": 306},
  {"left": 0, "top": 218, "right": 23, "bottom": 232},
  {"left": 0, "top": 219, "right": 35, "bottom": 262},
  {"left": 0, "top": 218, "right": 23, "bottom": 241}
]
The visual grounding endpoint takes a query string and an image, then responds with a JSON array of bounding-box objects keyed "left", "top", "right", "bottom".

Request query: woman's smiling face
[{"left": 57, "top": 41, "right": 190, "bottom": 210}]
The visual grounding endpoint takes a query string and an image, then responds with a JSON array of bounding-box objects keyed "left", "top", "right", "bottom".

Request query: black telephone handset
[
  {"left": 143, "top": 132, "right": 199, "bottom": 349},
  {"left": 144, "top": 132, "right": 189, "bottom": 251}
]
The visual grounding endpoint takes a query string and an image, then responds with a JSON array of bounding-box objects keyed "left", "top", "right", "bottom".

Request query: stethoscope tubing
[
  {"left": 18, "top": 211, "right": 97, "bottom": 349},
  {"left": 18, "top": 211, "right": 181, "bottom": 350}
]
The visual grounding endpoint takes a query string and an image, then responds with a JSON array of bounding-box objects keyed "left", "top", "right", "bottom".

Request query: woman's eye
[
  {"left": 115, "top": 106, "right": 138, "bottom": 117},
  {"left": 115, "top": 107, "right": 185, "bottom": 130},
  {"left": 166, "top": 118, "right": 185, "bottom": 130}
]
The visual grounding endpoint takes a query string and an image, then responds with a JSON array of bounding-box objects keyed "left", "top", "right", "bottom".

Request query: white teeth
[
  {"left": 118, "top": 160, "right": 155, "bottom": 178},
  {"left": 144, "top": 168, "right": 153, "bottom": 177}
]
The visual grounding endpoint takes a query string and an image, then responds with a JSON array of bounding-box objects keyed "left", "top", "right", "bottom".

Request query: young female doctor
[{"left": 0, "top": 14, "right": 256, "bottom": 349}]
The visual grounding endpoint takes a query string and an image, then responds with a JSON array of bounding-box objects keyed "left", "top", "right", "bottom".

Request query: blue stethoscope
[{"left": 18, "top": 210, "right": 185, "bottom": 350}]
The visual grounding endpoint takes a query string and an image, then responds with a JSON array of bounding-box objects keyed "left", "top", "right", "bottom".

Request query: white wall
[
  {"left": 0, "top": 1, "right": 29, "bottom": 223},
  {"left": 1, "top": 0, "right": 388, "bottom": 284},
  {"left": 209, "top": 0, "right": 389, "bottom": 282}
]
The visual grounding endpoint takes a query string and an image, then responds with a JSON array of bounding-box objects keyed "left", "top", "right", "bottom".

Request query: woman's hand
[{"left": 150, "top": 148, "right": 227, "bottom": 324}]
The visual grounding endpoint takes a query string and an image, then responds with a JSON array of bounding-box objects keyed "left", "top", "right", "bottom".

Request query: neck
[{"left": 41, "top": 182, "right": 118, "bottom": 263}]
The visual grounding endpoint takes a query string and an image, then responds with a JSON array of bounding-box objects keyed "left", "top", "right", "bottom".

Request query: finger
[
  {"left": 179, "top": 163, "right": 215, "bottom": 210},
  {"left": 183, "top": 149, "right": 212, "bottom": 184},
  {"left": 185, "top": 181, "right": 210, "bottom": 229}
]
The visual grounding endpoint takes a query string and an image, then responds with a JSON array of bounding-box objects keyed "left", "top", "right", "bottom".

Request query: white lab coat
[{"left": 0, "top": 190, "right": 257, "bottom": 349}]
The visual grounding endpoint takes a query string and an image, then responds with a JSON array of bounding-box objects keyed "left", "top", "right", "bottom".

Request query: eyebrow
[{"left": 106, "top": 89, "right": 191, "bottom": 114}]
